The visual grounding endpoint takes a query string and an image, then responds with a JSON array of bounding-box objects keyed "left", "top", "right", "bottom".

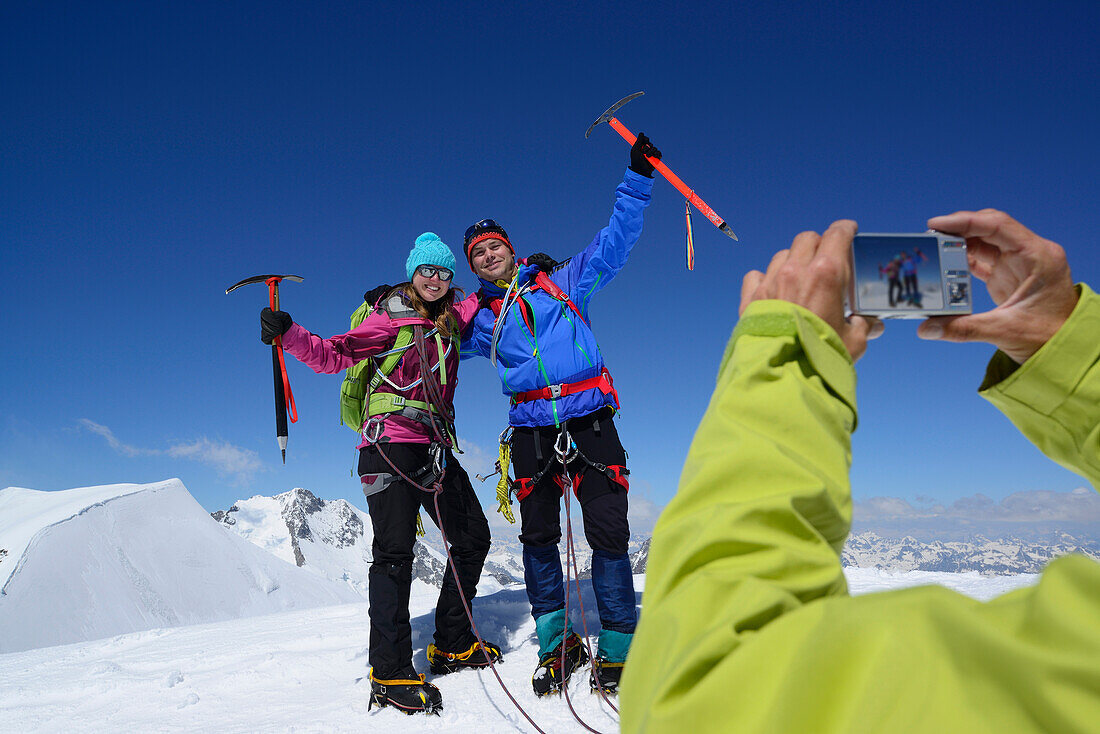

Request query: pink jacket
[{"left": 280, "top": 292, "right": 481, "bottom": 446}]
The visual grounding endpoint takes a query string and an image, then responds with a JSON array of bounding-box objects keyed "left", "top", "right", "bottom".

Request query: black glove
[
  {"left": 526, "top": 253, "right": 558, "bottom": 274},
  {"left": 260, "top": 307, "right": 293, "bottom": 345},
  {"left": 629, "top": 133, "right": 662, "bottom": 178},
  {"left": 363, "top": 283, "right": 394, "bottom": 308}
]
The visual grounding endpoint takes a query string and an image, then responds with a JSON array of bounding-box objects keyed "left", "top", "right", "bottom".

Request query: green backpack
[{"left": 338, "top": 296, "right": 416, "bottom": 433}]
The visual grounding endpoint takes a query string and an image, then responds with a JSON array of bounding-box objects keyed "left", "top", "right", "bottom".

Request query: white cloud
[
  {"left": 166, "top": 439, "right": 263, "bottom": 481},
  {"left": 77, "top": 420, "right": 155, "bottom": 457},
  {"left": 455, "top": 434, "right": 498, "bottom": 483},
  {"left": 855, "top": 488, "right": 1100, "bottom": 523},
  {"left": 80, "top": 420, "right": 262, "bottom": 485},
  {"left": 626, "top": 481, "right": 663, "bottom": 538}
]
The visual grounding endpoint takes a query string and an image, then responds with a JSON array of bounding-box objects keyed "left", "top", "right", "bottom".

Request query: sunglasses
[
  {"left": 415, "top": 264, "right": 454, "bottom": 281},
  {"left": 464, "top": 218, "right": 509, "bottom": 243}
]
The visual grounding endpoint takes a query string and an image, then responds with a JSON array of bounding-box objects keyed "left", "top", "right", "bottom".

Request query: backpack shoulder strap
[
  {"left": 532, "top": 271, "right": 587, "bottom": 327},
  {"left": 370, "top": 324, "right": 416, "bottom": 389}
]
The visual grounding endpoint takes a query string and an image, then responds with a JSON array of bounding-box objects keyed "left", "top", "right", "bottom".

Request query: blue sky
[{"left": 2, "top": 0, "right": 1098, "bottom": 521}]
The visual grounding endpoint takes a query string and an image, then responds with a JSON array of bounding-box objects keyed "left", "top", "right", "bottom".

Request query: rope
[
  {"left": 489, "top": 276, "right": 532, "bottom": 368},
  {"left": 495, "top": 437, "right": 515, "bottom": 523},
  {"left": 555, "top": 429, "right": 616, "bottom": 733},
  {"left": 412, "top": 326, "right": 451, "bottom": 447}
]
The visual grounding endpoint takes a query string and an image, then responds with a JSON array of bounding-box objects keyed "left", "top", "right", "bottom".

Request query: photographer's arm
[
  {"left": 621, "top": 221, "right": 1100, "bottom": 734},
  {"left": 919, "top": 210, "right": 1099, "bottom": 486},
  {"left": 621, "top": 222, "right": 877, "bottom": 731},
  {"left": 978, "top": 284, "right": 1100, "bottom": 486}
]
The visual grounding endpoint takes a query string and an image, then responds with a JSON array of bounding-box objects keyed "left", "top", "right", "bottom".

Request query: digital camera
[{"left": 848, "top": 232, "right": 972, "bottom": 318}]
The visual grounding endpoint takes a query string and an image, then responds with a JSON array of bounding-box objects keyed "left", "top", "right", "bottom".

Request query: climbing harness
[{"left": 511, "top": 421, "right": 629, "bottom": 504}]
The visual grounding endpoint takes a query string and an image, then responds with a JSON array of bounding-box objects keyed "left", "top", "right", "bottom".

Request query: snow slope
[
  {"left": 0, "top": 480, "right": 359, "bottom": 653},
  {"left": 0, "top": 479, "right": 1050, "bottom": 731},
  {"left": 0, "top": 570, "right": 1041, "bottom": 733}
]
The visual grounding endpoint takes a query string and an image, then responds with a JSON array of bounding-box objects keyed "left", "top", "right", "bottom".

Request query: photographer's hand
[
  {"left": 740, "top": 220, "right": 882, "bottom": 361},
  {"left": 917, "top": 210, "right": 1078, "bottom": 363}
]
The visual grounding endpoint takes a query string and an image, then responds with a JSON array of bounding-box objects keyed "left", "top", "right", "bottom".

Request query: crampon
[{"left": 368, "top": 669, "right": 442, "bottom": 716}]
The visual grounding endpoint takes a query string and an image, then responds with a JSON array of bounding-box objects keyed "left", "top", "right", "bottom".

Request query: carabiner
[
  {"left": 429, "top": 442, "right": 445, "bottom": 477},
  {"left": 554, "top": 427, "right": 573, "bottom": 462},
  {"left": 363, "top": 417, "right": 385, "bottom": 445}
]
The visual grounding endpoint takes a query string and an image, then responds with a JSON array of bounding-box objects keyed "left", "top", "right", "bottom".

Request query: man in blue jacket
[{"left": 457, "top": 135, "right": 659, "bottom": 696}]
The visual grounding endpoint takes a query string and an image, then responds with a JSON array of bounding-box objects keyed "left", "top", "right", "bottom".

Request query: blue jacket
[{"left": 461, "top": 169, "right": 654, "bottom": 427}]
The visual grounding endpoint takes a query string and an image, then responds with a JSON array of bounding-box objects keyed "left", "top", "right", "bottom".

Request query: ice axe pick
[
  {"left": 586, "top": 91, "right": 738, "bottom": 241},
  {"left": 225, "top": 274, "right": 304, "bottom": 463}
]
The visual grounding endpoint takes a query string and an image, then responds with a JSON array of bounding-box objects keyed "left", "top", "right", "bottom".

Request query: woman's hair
[{"left": 399, "top": 282, "right": 465, "bottom": 340}]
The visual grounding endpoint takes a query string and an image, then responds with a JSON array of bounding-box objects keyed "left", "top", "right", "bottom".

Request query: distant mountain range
[
  {"left": 617, "top": 532, "right": 1099, "bottom": 577},
  {"left": 212, "top": 489, "right": 1100, "bottom": 584},
  {"left": 211, "top": 487, "right": 525, "bottom": 594},
  {"left": 841, "top": 531, "right": 1100, "bottom": 575}
]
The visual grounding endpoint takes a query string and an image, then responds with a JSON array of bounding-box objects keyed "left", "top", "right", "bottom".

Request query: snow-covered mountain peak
[
  {"left": 212, "top": 487, "right": 366, "bottom": 568},
  {"left": 213, "top": 488, "right": 526, "bottom": 595},
  {"left": 279, "top": 488, "right": 364, "bottom": 551},
  {"left": 1, "top": 480, "right": 168, "bottom": 590},
  {"left": 0, "top": 479, "right": 358, "bottom": 654}
]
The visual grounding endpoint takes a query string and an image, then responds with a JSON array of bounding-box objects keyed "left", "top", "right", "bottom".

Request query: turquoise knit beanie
[{"left": 405, "top": 232, "right": 457, "bottom": 281}]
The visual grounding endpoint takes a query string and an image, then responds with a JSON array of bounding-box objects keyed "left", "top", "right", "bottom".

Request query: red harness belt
[
  {"left": 510, "top": 367, "right": 620, "bottom": 409},
  {"left": 514, "top": 463, "right": 629, "bottom": 502}
]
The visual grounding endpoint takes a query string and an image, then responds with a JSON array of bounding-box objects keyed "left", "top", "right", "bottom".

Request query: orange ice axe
[{"left": 586, "top": 92, "right": 738, "bottom": 241}]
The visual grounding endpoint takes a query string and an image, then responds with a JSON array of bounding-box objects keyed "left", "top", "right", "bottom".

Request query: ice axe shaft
[
  {"left": 607, "top": 117, "right": 737, "bottom": 241},
  {"left": 226, "top": 273, "right": 303, "bottom": 463},
  {"left": 266, "top": 278, "right": 295, "bottom": 464},
  {"left": 587, "top": 92, "right": 738, "bottom": 241}
]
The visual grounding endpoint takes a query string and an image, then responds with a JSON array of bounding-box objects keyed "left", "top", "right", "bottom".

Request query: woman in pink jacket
[{"left": 260, "top": 232, "right": 500, "bottom": 716}]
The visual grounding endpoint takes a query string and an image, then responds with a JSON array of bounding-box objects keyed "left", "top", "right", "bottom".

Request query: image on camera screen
[{"left": 853, "top": 235, "right": 943, "bottom": 311}]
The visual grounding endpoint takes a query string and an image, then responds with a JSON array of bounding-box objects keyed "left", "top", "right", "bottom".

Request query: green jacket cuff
[
  {"left": 730, "top": 300, "right": 858, "bottom": 428},
  {"left": 979, "top": 283, "right": 1100, "bottom": 415}
]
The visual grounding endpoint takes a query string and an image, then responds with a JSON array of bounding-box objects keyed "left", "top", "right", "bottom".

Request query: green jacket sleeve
[
  {"left": 979, "top": 283, "right": 1100, "bottom": 486},
  {"left": 620, "top": 294, "right": 1100, "bottom": 734}
]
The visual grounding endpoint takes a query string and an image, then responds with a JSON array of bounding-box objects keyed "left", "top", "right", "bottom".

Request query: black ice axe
[{"left": 226, "top": 274, "right": 304, "bottom": 463}]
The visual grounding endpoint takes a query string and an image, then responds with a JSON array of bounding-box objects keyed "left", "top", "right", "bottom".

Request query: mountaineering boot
[
  {"left": 589, "top": 656, "right": 624, "bottom": 694},
  {"left": 532, "top": 632, "right": 589, "bottom": 697},
  {"left": 367, "top": 668, "right": 442, "bottom": 715},
  {"left": 426, "top": 639, "right": 504, "bottom": 675},
  {"left": 590, "top": 628, "right": 632, "bottom": 695}
]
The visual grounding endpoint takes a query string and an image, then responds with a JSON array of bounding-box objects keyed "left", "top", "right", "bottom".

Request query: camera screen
[{"left": 852, "top": 235, "right": 944, "bottom": 311}]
